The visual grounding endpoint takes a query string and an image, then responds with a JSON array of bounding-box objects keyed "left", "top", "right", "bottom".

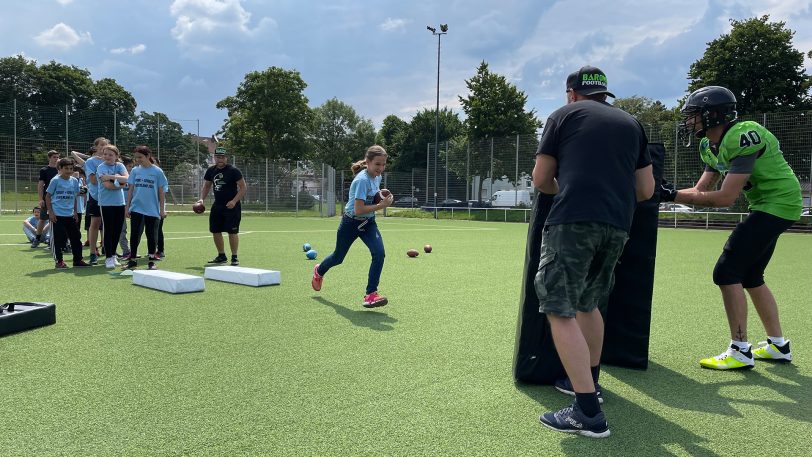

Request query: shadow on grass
[
  {"left": 311, "top": 296, "right": 397, "bottom": 331},
  {"left": 25, "top": 266, "right": 105, "bottom": 278},
  {"left": 608, "top": 361, "right": 812, "bottom": 424},
  {"left": 516, "top": 383, "right": 717, "bottom": 456}
]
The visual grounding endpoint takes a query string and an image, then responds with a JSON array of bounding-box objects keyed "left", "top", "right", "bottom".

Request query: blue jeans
[{"left": 318, "top": 215, "right": 385, "bottom": 295}]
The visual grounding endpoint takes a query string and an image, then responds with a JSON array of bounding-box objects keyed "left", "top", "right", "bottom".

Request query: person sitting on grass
[{"left": 23, "top": 207, "right": 50, "bottom": 244}]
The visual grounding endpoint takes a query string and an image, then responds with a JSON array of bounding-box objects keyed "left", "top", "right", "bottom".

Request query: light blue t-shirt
[
  {"left": 127, "top": 165, "right": 169, "bottom": 218},
  {"left": 96, "top": 161, "right": 127, "bottom": 207},
  {"left": 84, "top": 156, "right": 104, "bottom": 200},
  {"left": 343, "top": 169, "right": 381, "bottom": 218},
  {"left": 46, "top": 175, "right": 80, "bottom": 217},
  {"left": 24, "top": 215, "right": 50, "bottom": 242}
]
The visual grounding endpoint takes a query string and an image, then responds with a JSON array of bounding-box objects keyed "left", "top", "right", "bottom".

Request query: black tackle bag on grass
[
  {"left": 513, "top": 143, "right": 665, "bottom": 384},
  {"left": 0, "top": 302, "right": 57, "bottom": 337}
]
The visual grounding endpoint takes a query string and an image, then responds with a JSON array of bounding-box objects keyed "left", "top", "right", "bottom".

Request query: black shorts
[
  {"left": 86, "top": 197, "right": 101, "bottom": 217},
  {"left": 713, "top": 211, "right": 795, "bottom": 288},
  {"left": 209, "top": 204, "right": 241, "bottom": 234},
  {"left": 39, "top": 206, "right": 49, "bottom": 221}
]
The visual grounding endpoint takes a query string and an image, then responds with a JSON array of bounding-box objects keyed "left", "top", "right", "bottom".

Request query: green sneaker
[
  {"left": 753, "top": 339, "right": 792, "bottom": 362},
  {"left": 700, "top": 344, "right": 754, "bottom": 370}
]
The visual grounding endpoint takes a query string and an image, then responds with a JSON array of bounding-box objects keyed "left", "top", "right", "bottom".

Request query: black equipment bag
[{"left": 0, "top": 302, "right": 57, "bottom": 337}]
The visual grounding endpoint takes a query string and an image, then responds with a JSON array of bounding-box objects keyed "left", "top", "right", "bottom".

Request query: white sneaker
[
  {"left": 113, "top": 256, "right": 121, "bottom": 267},
  {"left": 699, "top": 344, "right": 754, "bottom": 370},
  {"left": 105, "top": 257, "right": 115, "bottom": 269},
  {"left": 753, "top": 339, "right": 792, "bottom": 362}
]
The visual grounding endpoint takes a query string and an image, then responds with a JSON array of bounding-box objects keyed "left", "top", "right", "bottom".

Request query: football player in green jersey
[{"left": 661, "top": 86, "right": 802, "bottom": 370}]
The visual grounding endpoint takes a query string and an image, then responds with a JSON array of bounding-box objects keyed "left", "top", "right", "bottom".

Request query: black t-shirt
[
  {"left": 204, "top": 164, "right": 243, "bottom": 206},
  {"left": 39, "top": 166, "right": 59, "bottom": 199},
  {"left": 537, "top": 100, "right": 651, "bottom": 232}
]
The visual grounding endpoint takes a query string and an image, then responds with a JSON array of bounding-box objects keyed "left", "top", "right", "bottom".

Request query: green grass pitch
[{"left": 0, "top": 215, "right": 810, "bottom": 456}]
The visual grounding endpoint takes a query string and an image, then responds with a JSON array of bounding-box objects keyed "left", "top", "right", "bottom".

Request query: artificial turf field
[{"left": 0, "top": 214, "right": 810, "bottom": 456}]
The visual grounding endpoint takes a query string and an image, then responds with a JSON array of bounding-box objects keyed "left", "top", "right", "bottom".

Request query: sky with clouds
[{"left": 2, "top": 0, "right": 811, "bottom": 136}]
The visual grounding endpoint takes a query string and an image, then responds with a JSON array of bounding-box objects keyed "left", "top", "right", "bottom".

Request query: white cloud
[
  {"left": 55, "top": 0, "right": 74, "bottom": 5},
  {"left": 169, "top": 0, "right": 279, "bottom": 57},
  {"left": 110, "top": 44, "right": 146, "bottom": 55},
  {"left": 179, "top": 75, "right": 206, "bottom": 88},
  {"left": 380, "top": 18, "right": 408, "bottom": 32},
  {"left": 34, "top": 23, "right": 92, "bottom": 49}
]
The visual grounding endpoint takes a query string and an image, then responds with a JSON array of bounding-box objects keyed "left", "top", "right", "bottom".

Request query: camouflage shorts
[{"left": 535, "top": 222, "right": 628, "bottom": 317}]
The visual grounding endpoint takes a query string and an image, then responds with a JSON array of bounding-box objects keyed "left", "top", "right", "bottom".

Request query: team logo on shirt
[{"left": 213, "top": 173, "right": 225, "bottom": 192}]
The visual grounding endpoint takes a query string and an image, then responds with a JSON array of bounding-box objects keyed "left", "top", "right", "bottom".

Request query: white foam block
[
  {"left": 133, "top": 270, "right": 205, "bottom": 294},
  {"left": 204, "top": 266, "right": 281, "bottom": 287}
]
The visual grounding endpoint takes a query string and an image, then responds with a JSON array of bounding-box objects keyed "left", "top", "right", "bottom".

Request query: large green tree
[
  {"left": 613, "top": 95, "right": 680, "bottom": 144},
  {"left": 391, "top": 108, "right": 464, "bottom": 172},
  {"left": 216, "top": 66, "right": 312, "bottom": 161},
  {"left": 459, "top": 61, "right": 540, "bottom": 139},
  {"left": 0, "top": 56, "right": 137, "bottom": 146},
  {"left": 91, "top": 78, "right": 137, "bottom": 125},
  {"left": 456, "top": 61, "right": 540, "bottom": 197},
  {"left": 375, "top": 114, "right": 409, "bottom": 164},
  {"left": 0, "top": 55, "right": 39, "bottom": 102},
  {"left": 687, "top": 15, "right": 812, "bottom": 113},
  {"left": 310, "top": 98, "right": 376, "bottom": 170}
]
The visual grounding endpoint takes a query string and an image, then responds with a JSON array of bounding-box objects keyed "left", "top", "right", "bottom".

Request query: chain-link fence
[
  {"left": 376, "top": 112, "right": 811, "bottom": 217},
  {"left": 2, "top": 100, "right": 810, "bottom": 221},
  {"left": 0, "top": 100, "right": 335, "bottom": 216}
]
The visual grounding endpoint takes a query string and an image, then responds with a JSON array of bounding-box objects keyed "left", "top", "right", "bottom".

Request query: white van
[{"left": 490, "top": 190, "right": 533, "bottom": 207}]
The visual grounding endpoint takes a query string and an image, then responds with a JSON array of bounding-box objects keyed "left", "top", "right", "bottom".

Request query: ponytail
[
  {"left": 351, "top": 145, "right": 388, "bottom": 175},
  {"left": 351, "top": 159, "right": 367, "bottom": 174}
]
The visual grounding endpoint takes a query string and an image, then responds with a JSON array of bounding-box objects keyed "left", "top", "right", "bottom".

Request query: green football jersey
[{"left": 699, "top": 121, "right": 802, "bottom": 221}]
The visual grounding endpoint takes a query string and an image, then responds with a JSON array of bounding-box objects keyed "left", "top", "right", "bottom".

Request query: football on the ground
[
  {"left": 407, "top": 249, "right": 419, "bottom": 258},
  {"left": 373, "top": 189, "right": 392, "bottom": 204},
  {"left": 424, "top": 244, "right": 432, "bottom": 253},
  {"left": 192, "top": 202, "right": 205, "bottom": 214}
]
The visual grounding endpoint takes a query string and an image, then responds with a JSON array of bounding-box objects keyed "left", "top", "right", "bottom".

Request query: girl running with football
[{"left": 311, "top": 145, "right": 393, "bottom": 308}]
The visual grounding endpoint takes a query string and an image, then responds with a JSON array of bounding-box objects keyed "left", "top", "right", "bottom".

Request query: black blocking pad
[
  {"left": 602, "top": 143, "right": 665, "bottom": 369},
  {"left": 0, "top": 302, "right": 57, "bottom": 337},
  {"left": 513, "top": 143, "right": 665, "bottom": 384}
]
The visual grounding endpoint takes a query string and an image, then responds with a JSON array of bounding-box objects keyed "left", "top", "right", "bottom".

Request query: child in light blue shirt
[{"left": 45, "top": 158, "right": 88, "bottom": 268}]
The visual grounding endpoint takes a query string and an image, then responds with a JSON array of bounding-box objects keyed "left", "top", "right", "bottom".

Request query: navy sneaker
[
  {"left": 539, "top": 402, "right": 610, "bottom": 438},
  {"left": 207, "top": 254, "right": 227, "bottom": 264},
  {"left": 554, "top": 378, "right": 603, "bottom": 404}
]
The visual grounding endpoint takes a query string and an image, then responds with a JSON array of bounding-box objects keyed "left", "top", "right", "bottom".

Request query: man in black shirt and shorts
[
  {"left": 533, "top": 66, "right": 654, "bottom": 438},
  {"left": 199, "top": 147, "right": 247, "bottom": 266},
  {"left": 33, "top": 150, "right": 60, "bottom": 248}
]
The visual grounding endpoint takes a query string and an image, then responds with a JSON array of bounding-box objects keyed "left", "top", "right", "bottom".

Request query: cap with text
[{"left": 566, "top": 65, "right": 615, "bottom": 98}]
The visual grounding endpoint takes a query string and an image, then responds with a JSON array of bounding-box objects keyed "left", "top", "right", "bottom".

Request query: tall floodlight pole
[{"left": 427, "top": 24, "right": 448, "bottom": 207}]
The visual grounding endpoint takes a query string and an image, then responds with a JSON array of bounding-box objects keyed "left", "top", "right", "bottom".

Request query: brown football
[
  {"left": 406, "top": 249, "right": 419, "bottom": 258},
  {"left": 192, "top": 202, "right": 205, "bottom": 214},
  {"left": 424, "top": 244, "right": 432, "bottom": 253},
  {"left": 373, "top": 189, "right": 392, "bottom": 204}
]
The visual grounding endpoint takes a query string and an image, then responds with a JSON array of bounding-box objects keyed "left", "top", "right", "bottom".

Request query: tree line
[{"left": 1, "top": 15, "right": 809, "bottom": 188}]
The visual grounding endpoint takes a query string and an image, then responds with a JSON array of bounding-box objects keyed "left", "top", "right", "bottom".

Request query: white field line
[{"left": 0, "top": 226, "right": 499, "bottom": 245}]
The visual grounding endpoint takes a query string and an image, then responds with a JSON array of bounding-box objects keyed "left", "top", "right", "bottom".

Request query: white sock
[
  {"left": 731, "top": 340, "right": 750, "bottom": 351},
  {"left": 768, "top": 336, "right": 786, "bottom": 346}
]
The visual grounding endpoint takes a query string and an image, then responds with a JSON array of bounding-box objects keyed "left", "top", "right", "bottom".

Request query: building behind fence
[{"left": 1, "top": 101, "right": 810, "bottom": 216}]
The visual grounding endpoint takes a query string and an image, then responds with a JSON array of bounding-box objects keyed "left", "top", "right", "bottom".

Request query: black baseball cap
[
  {"left": 566, "top": 65, "right": 615, "bottom": 98},
  {"left": 214, "top": 147, "right": 227, "bottom": 156}
]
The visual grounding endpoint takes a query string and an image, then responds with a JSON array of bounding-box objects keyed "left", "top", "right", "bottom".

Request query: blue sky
[{"left": 2, "top": 0, "right": 811, "bottom": 137}]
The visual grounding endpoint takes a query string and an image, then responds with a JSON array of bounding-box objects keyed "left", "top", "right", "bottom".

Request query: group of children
[
  {"left": 28, "top": 137, "right": 169, "bottom": 271},
  {"left": 24, "top": 140, "right": 394, "bottom": 306}
]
